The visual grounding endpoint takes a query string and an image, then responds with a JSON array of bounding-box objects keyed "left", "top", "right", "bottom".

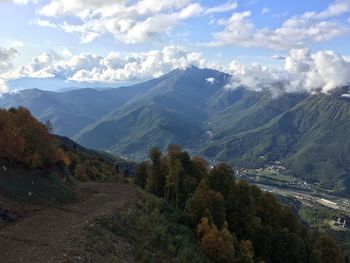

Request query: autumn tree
[
  {"left": 311, "top": 234, "right": 345, "bottom": 263},
  {"left": 74, "top": 164, "right": 88, "bottom": 182},
  {"left": 197, "top": 217, "right": 236, "bottom": 263},
  {"left": 237, "top": 240, "right": 255, "bottom": 263},
  {"left": 0, "top": 109, "right": 25, "bottom": 161},
  {"left": 0, "top": 107, "right": 69, "bottom": 169},
  {"left": 187, "top": 183, "right": 226, "bottom": 228},
  {"left": 147, "top": 147, "right": 166, "bottom": 197},
  {"left": 134, "top": 161, "right": 150, "bottom": 189}
]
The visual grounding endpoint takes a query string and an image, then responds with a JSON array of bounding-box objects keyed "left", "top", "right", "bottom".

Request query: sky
[{"left": 0, "top": 0, "right": 350, "bottom": 93}]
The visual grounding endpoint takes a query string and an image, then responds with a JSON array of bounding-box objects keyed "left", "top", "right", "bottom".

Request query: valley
[
  {"left": 236, "top": 165, "right": 350, "bottom": 250},
  {"left": 2, "top": 66, "right": 350, "bottom": 196}
]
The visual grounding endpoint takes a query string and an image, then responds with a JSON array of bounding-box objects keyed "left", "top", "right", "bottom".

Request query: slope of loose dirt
[{"left": 0, "top": 182, "right": 138, "bottom": 263}]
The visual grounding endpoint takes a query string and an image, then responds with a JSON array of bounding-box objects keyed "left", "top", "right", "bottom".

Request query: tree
[
  {"left": 187, "top": 183, "right": 226, "bottom": 228},
  {"left": 191, "top": 156, "right": 208, "bottom": 182},
  {"left": 147, "top": 147, "right": 166, "bottom": 197},
  {"left": 74, "top": 164, "right": 88, "bottom": 182},
  {"left": 0, "top": 109, "right": 25, "bottom": 161},
  {"left": 44, "top": 120, "right": 53, "bottom": 133},
  {"left": 134, "top": 161, "right": 150, "bottom": 189},
  {"left": 197, "top": 217, "right": 236, "bottom": 263},
  {"left": 0, "top": 107, "right": 69, "bottom": 169},
  {"left": 237, "top": 240, "right": 254, "bottom": 263},
  {"left": 207, "top": 163, "right": 235, "bottom": 199},
  {"left": 311, "top": 234, "right": 345, "bottom": 263},
  {"left": 115, "top": 163, "right": 120, "bottom": 174}
]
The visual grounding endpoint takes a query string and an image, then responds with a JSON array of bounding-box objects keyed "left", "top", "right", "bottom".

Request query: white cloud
[
  {"left": 0, "top": 79, "right": 9, "bottom": 94},
  {"left": 210, "top": 0, "right": 350, "bottom": 50},
  {"left": 341, "top": 93, "right": 350, "bottom": 98},
  {"left": 36, "top": 0, "right": 237, "bottom": 44},
  {"left": 38, "top": 0, "right": 121, "bottom": 16},
  {"left": 31, "top": 19, "right": 58, "bottom": 28},
  {"left": 226, "top": 49, "right": 350, "bottom": 95},
  {"left": 0, "top": 47, "right": 18, "bottom": 73},
  {"left": 0, "top": 0, "right": 37, "bottom": 4},
  {"left": 3, "top": 46, "right": 210, "bottom": 82},
  {"left": 261, "top": 7, "right": 270, "bottom": 15},
  {"left": 285, "top": 49, "right": 350, "bottom": 93},
  {"left": 204, "top": 0, "right": 237, "bottom": 15}
]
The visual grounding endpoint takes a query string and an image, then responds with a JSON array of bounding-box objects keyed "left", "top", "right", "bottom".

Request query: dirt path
[{"left": 0, "top": 183, "right": 138, "bottom": 263}]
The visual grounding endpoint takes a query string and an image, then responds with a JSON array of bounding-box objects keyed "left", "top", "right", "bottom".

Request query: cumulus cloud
[
  {"left": 0, "top": 47, "right": 18, "bottom": 73},
  {"left": 31, "top": 18, "right": 58, "bottom": 28},
  {"left": 210, "top": 0, "right": 350, "bottom": 49},
  {"left": 0, "top": 79, "right": 9, "bottom": 95},
  {"left": 35, "top": 0, "right": 237, "bottom": 44},
  {"left": 3, "top": 46, "right": 211, "bottom": 82},
  {"left": 226, "top": 49, "right": 350, "bottom": 95},
  {"left": 0, "top": 0, "right": 37, "bottom": 4}
]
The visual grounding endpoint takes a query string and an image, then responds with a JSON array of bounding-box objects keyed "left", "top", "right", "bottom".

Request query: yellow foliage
[
  {"left": 197, "top": 217, "right": 235, "bottom": 263},
  {"left": 0, "top": 107, "right": 70, "bottom": 169}
]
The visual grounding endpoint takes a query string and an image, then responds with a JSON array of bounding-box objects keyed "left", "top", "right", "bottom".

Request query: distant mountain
[
  {"left": 1, "top": 66, "right": 350, "bottom": 194},
  {"left": 74, "top": 66, "right": 230, "bottom": 154},
  {"left": 6, "top": 77, "right": 137, "bottom": 92}
]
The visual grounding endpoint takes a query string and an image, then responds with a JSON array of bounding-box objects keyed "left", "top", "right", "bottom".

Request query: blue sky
[{"left": 0, "top": 0, "right": 350, "bottom": 92}]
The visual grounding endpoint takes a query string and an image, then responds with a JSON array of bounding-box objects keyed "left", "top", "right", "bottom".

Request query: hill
[{"left": 0, "top": 107, "right": 130, "bottom": 221}]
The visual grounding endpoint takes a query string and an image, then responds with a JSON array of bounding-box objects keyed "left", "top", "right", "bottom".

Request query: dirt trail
[{"left": 0, "top": 183, "right": 138, "bottom": 263}]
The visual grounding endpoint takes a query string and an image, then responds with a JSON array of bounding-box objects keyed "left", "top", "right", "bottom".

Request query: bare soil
[{"left": 0, "top": 182, "right": 138, "bottom": 263}]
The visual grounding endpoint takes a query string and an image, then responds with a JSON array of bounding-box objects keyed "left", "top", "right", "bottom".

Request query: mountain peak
[{"left": 184, "top": 64, "right": 199, "bottom": 70}]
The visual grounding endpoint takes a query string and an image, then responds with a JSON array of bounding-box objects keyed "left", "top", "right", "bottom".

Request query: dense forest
[{"left": 134, "top": 145, "right": 348, "bottom": 263}]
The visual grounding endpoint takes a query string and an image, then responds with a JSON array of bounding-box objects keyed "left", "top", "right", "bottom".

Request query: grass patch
[
  {"left": 79, "top": 191, "right": 208, "bottom": 263},
  {"left": 0, "top": 165, "right": 78, "bottom": 205},
  {"left": 257, "top": 170, "right": 297, "bottom": 182}
]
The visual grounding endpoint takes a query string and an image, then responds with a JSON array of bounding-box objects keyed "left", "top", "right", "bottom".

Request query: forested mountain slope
[{"left": 2, "top": 66, "right": 350, "bottom": 194}]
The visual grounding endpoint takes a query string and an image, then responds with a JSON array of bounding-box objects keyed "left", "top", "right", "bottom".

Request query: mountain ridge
[{"left": 1, "top": 66, "right": 350, "bottom": 194}]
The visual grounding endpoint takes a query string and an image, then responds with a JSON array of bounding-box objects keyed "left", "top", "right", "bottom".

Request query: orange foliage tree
[
  {"left": 0, "top": 107, "right": 69, "bottom": 169},
  {"left": 197, "top": 217, "right": 236, "bottom": 263}
]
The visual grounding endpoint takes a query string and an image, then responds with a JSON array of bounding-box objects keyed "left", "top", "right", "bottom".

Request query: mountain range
[{"left": 1, "top": 66, "right": 350, "bottom": 195}]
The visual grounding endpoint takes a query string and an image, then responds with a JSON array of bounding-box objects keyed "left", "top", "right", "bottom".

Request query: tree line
[
  {"left": 134, "top": 145, "right": 347, "bottom": 263},
  {"left": 0, "top": 107, "right": 69, "bottom": 169}
]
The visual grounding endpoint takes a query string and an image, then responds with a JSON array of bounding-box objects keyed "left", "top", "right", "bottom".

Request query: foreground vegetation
[
  {"left": 80, "top": 191, "right": 207, "bottom": 263},
  {"left": 132, "top": 145, "right": 348, "bottom": 263},
  {"left": 1, "top": 107, "right": 348, "bottom": 262}
]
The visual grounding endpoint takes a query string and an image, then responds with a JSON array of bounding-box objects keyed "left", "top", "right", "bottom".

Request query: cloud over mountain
[
  {"left": 2, "top": 46, "right": 211, "bottom": 82},
  {"left": 227, "top": 48, "right": 350, "bottom": 95},
  {"left": 0, "top": 46, "right": 18, "bottom": 94},
  {"left": 0, "top": 47, "right": 18, "bottom": 73},
  {"left": 0, "top": 79, "right": 9, "bottom": 94},
  {"left": 2, "top": 44, "right": 350, "bottom": 96}
]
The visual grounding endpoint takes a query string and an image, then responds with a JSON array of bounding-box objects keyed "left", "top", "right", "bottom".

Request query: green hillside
[{"left": 2, "top": 67, "right": 350, "bottom": 194}]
